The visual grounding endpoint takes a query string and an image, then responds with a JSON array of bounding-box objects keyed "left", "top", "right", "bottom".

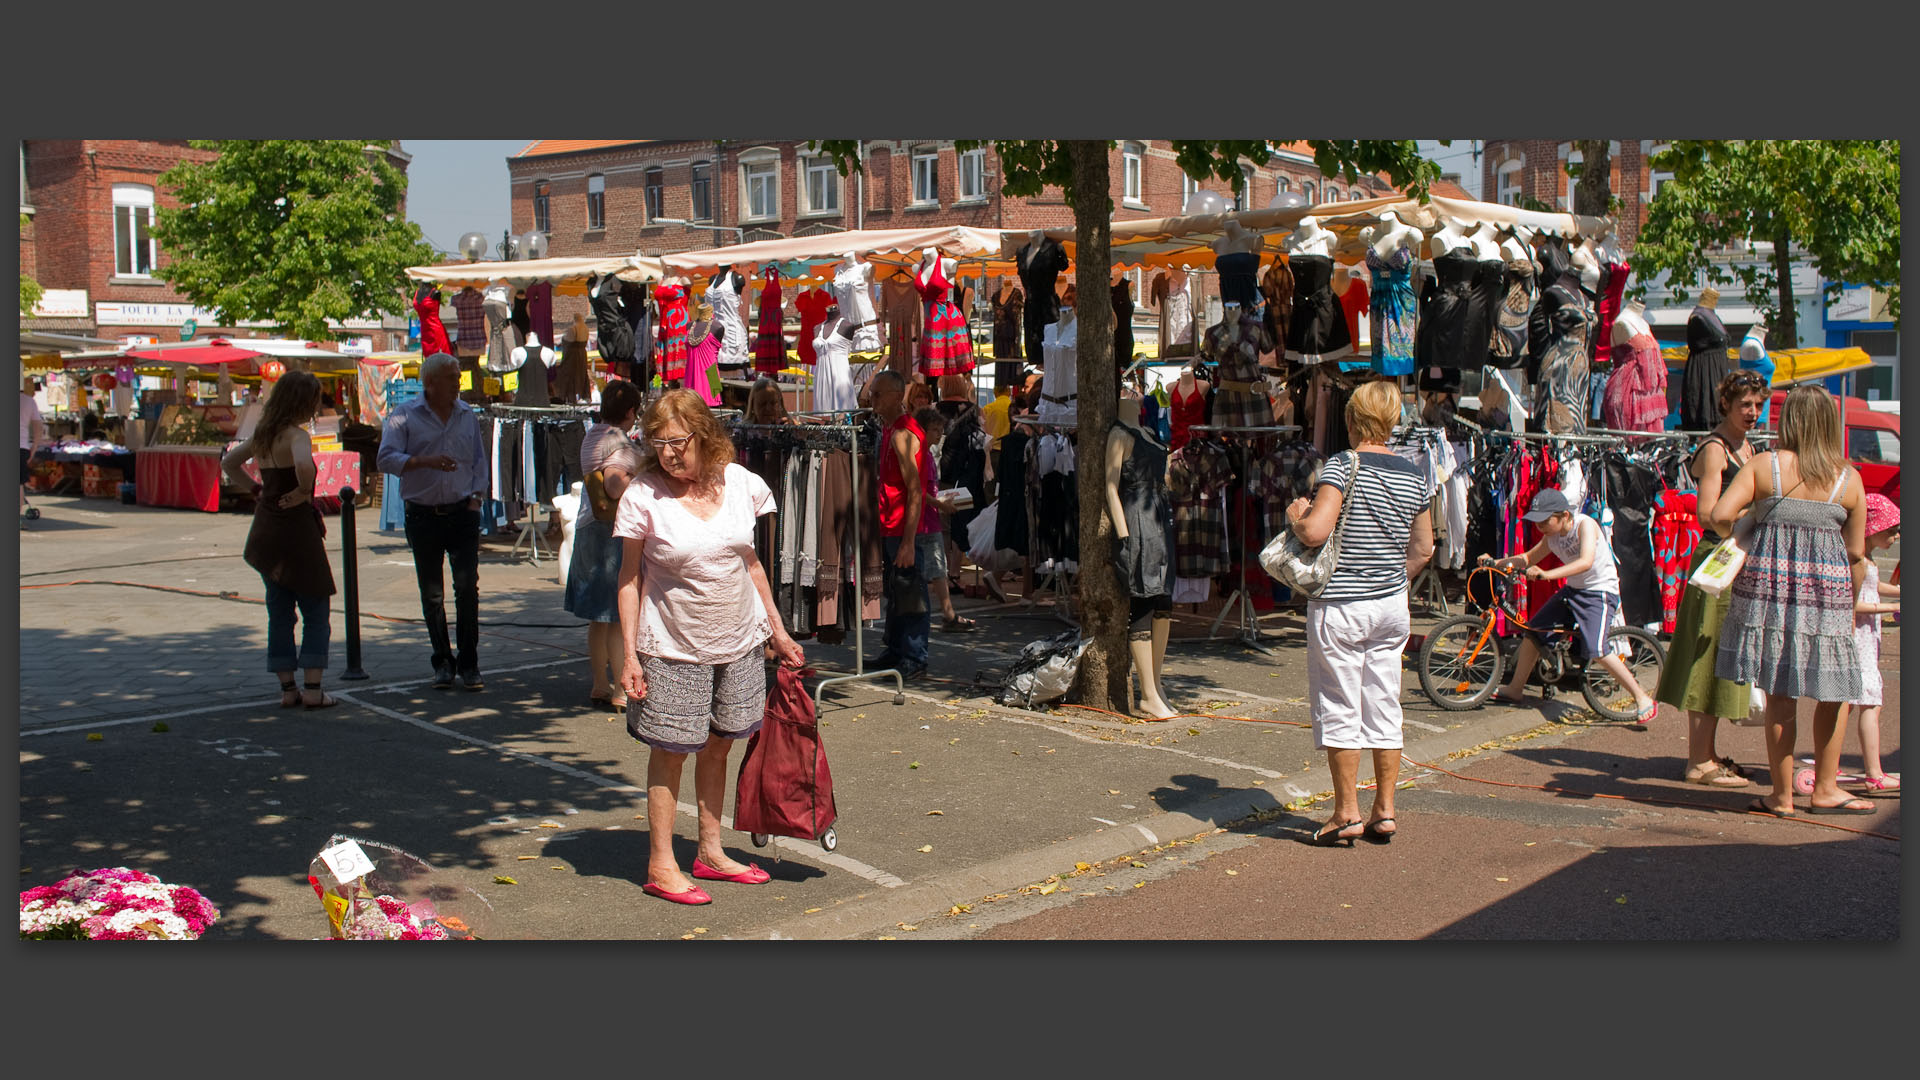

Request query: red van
[{"left": 1765, "top": 391, "right": 1900, "bottom": 502}]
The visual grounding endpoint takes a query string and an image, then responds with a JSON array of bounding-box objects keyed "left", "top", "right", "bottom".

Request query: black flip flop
[
  {"left": 1747, "top": 799, "right": 1796, "bottom": 818},
  {"left": 1806, "top": 800, "right": 1876, "bottom": 816}
]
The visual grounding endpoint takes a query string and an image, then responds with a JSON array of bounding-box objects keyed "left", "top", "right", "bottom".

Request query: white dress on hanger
[
  {"left": 1162, "top": 274, "right": 1194, "bottom": 346},
  {"left": 708, "top": 273, "right": 750, "bottom": 368},
  {"left": 812, "top": 324, "right": 857, "bottom": 412},
  {"left": 1038, "top": 315, "right": 1079, "bottom": 423},
  {"left": 832, "top": 260, "right": 882, "bottom": 352}
]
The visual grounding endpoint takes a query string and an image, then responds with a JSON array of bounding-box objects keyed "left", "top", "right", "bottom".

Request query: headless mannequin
[
  {"left": 1369, "top": 211, "right": 1420, "bottom": 260},
  {"left": 1571, "top": 237, "right": 1602, "bottom": 295},
  {"left": 1469, "top": 221, "right": 1503, "bottom": 261},
  {"left": 1284, "top": 216, "right": 1335, "bottom": 258},
  {"left": 1597, "top": 226, "right": 1625, "bottom": 266},
  {"left": 1612, "top": 299, "right": 1649, "bottom": 345},
  {"left": 1213, "top": 220, "right": 1264, "bottom": 258},
  {"left": 1106, "top": 392, "right": 1174, "bottom": 719},
  {"left": 1500, "top": 223, "right": 1535, "bottom": 264},
  {"left": 1428, "top": 217, "right": 1472, "bottom": 259}
]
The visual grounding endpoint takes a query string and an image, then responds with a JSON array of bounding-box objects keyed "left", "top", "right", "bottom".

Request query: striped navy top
[{"left": 1312, "top": 450, "right": 1434, "bottom": 602}]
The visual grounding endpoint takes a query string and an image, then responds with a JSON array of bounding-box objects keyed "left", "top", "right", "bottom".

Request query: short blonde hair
[
  {"left": 639, "top": 389, "right": 734, "bottom": 485},
  {"left": 1345, "top": 378, "right": 1404, "bottom": 445}
]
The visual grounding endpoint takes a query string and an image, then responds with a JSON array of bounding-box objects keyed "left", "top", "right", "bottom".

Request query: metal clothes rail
[
  {"left": 726, "top": 419, "right": 905, "bottom": 708},
  {"left": 485, "top": 403, "right": 600, "bottom": 564},
  {"left": 1184, "top": 422, "right": 1305, "bottom": 654}
]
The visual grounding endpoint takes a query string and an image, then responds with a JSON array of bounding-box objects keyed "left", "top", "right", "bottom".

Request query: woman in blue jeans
[{"left": 222, "top": 371, "right": 337, "bottom": 708}]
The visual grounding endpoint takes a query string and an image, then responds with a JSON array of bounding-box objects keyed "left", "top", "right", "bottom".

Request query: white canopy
[
  {"left": 659, "top": 226, "right": 1012, "bottom": 281},
  {"left": 405, "top": 254, "right": 664, "bottom": 290},
  {"left": 1001, "top": 194, "right": 1613, "bottom": 268}
]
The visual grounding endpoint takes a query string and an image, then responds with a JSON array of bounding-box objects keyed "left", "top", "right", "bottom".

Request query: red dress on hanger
[
  {"left": 916, "top": 257, "right": 975, "bottom": 377},
  {"left": 654, "top": 283, "right": 691, "bottom": 383},
  {"left": 414, "top": 288, "right": 450, "bottom": 358},
  {"left": 794, "top": 288, "right": 833, "bottom": 366},
  {"left": 750, "top": 266, "right": 786, "bottom": 374}
]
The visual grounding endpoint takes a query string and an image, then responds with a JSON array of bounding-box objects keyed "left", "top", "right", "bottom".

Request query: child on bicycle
[{"left": 1482, "top": 488, "right": 1659, "bottom": 725}]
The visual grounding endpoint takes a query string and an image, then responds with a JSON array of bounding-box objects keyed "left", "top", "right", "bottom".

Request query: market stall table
[{"left": 135, "top": 445, "right": 225, "bottom": 512}]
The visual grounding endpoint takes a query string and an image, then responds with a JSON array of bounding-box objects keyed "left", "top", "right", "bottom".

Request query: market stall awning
[
  {"left": 1658, "top": 345, "right": 1873, "bottom": 386},
  {"left": 119, "top": 341, "right": 267, "bottom": 367},
  {"left": 405, "top": 254, "right": 663, "bottom": 292},
  {"left": 660, "top": 226, "right": 1013, "bottom": 281},
  {"left": 1005, "top": 194, "right": 1611, "bottom": 269}
]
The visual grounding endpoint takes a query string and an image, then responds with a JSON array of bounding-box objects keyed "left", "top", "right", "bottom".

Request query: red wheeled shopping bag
[{"left": 734, "top": 665, "right": 837, "bottom": 843}]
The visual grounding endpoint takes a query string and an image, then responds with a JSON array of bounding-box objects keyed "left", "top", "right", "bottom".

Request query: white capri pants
[{"left": 1305, "top": 590, "right": 1411, "bottom": 750}]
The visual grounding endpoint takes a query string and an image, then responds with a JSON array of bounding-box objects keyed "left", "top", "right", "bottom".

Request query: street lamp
[{"left": 651, "top": 218, "right": 746, "bottom": 244}]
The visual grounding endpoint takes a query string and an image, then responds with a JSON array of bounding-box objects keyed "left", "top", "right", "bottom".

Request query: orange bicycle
[{"left": 1416, "top": 561, "right": 1666, "bottom": 720}]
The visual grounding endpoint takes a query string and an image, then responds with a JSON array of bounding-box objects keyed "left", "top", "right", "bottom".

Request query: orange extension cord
[{"left": 1054, "top": 703, "right": 1899, "bottom": 842}]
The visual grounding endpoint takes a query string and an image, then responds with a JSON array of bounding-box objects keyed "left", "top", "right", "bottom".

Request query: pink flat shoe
[
  {"left": 641, "top": 882, "right": 713, "bottom": 906},
  {"left": 691, "top": 858, "right": 771, "bottom": 885}
]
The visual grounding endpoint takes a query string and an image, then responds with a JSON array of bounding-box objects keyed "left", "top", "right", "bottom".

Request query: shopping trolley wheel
[
  {"left": 820, "top": 826, "right": 838, "bottom": 852},
  {"left": 751, "top": 833, "right": 770, "bottom": 848},
  {"left": 1793, "top": 767, "right": 1818, "bottom": 797},
  {"left": 25, "top": 507, "right": 40, "bottom": 520}
]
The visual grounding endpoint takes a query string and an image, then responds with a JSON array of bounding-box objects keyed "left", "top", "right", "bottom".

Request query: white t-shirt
[
  {"left": 21, "top": 393, "right": 43, "bottom": 450},
  {"left": 613, "top": 461, "right": 778, "bottom": 664},
  {"left": 1546, "top": 514, "right": 1619, "bottom": 596}
]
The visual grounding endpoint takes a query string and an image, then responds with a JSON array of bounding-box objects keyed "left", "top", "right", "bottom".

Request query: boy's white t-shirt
[
  {"left": 613, "top": 461, "right": 777, "bottom": 664},
  {"left": 1546, "top": 514, "right": 1619, "bottom": 596}
]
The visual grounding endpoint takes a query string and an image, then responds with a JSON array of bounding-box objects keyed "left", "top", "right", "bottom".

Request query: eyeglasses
[{"left": 648, "top": 434, "right": 695, "bottom": 453}]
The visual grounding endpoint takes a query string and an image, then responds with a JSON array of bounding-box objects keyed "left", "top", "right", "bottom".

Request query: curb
[{"left": 738, "top": 700, "right": 1566, "bottom": 940}]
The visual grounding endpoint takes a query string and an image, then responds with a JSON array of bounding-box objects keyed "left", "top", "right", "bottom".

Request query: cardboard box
[{"left": 81, "top": 466, "right": 124, "bottom": 498}]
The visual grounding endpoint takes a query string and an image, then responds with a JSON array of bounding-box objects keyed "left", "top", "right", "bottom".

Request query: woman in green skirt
[{"left": 1654, "top": 371, "right": 1772, "bottom": 786}]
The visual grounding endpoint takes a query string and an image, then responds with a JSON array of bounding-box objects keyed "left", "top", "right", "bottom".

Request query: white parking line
[
  {"left": 21, "top": 656, "right": 587, "bottom": 738},
  {"left": 333, "top": 691, "right": 907, "bottom": 891}
]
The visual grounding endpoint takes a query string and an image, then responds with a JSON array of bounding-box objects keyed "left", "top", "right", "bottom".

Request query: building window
[
  {"left": 911, "top": 145, "right": 938, "bottom": 205},
  {"left": 690, "top": 161, "right": 712, "bottom": 221},
  {"left": 1275, "top": 176, "right": 1291, "bottom": 196},
  {"left": 1123, "top": 142, "right": 1144, "bottom": 203},
  {"left": 1301, "top": 180, "right": 1317, "bottom": 206},
  {"left": 1496, "top": 162, "right": 1523, "bottom": 206},
  {"left": 644, "top": 167, "right": 664, "bottom": 221},
  {"left": 112, "top": 183, "right": 156, "bottom": 277},
  {"left": 19, "top": 145, "right": 30, "bottom": 214},
  {"left": 1326, "top": 187, "right": 1342, "bottom": 203},
  {"left": 532, "top": 180, "right": 551, "bottom": 234},
  {"left": 803, "top": 156, "right": 840, "bottom": 215},
  {"left": 958, "top": 147, "right": 986, "bottom": 200},
  {"left": 586, "top": 174, "right": 605, "bottom": 230},
  {"left": 744, "top": 160, "right": 778, "bottom": 221},
  {"left": 1564, "top": 149, "right": 1582, "bottom": 212}
]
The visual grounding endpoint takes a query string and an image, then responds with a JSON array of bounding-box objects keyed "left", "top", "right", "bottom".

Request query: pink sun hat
[{"left": 1864, "top": 492, "right": 1899, "bottom": 537}]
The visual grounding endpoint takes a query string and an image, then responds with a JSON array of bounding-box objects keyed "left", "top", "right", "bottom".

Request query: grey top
[{"left": 1113, "top": 421, "right": 1174, "bottom": 599}]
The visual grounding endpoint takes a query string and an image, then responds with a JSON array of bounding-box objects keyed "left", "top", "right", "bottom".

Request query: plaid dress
[
  {"left": 1201, "top": 311, "right": 1276, "bottom": 429},
  {"left": 1169, "top": 440, "right": 1234, "bottom": 577},
  {"left": 1247, "top": 439, "right": 1325, "bottom": 541}
]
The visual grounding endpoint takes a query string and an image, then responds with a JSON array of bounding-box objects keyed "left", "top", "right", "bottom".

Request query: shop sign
[
  {"left": 30, "top": 289, "right": 89, "bottom": 319},
  {"left": 180, "top": 319, "right": 198, "bottom": 341},
  {"left": 95, "top": 301, "right": 388, "bottom": 331},
  {"left": 119, "top": 335, "right": 160, "bottom": 347},
  {"left": 1827, "top": 285, "right": 1891, "bottom": 325},
  {"left": 337, "top": 337, "right": 373, "bottom": 357}
]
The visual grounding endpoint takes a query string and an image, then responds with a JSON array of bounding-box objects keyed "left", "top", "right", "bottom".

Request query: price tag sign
[{"left": 318, "top": 839, "right": 377, "bottom": 886}]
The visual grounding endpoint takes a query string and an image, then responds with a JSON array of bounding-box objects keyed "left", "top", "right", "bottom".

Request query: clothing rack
[
  {"left": 725, "top": 419, "right": 905, "bottom": 708},
  {"left": 1009, "top": 417, "right": 1079, "bottom": 624},
  {"left": 1388, "top": 424, "right": 1453, "bottom": 613},
  {"left": 485, "top": 403, "right": 597, "bottom": 564},
  {"left": 1185, "top": 422, "right": 1304, "bottom": 653}
]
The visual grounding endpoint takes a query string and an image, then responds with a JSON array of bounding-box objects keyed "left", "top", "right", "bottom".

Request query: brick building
[
  {"left": 20, "top": 140, "right": 415, "bottom": 351},
  {"left": 505, "top": 140, "right": 1401, "bottom": 329},
  {"left": 1478, "top": 140, "right": 1661, "bottom": 243}
]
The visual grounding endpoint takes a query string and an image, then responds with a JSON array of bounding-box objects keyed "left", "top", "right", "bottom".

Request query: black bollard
[{"left": 339, "top": 486, "right": 368, "bottom": 680}]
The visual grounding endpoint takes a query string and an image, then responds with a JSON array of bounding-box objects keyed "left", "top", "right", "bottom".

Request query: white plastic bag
[{"left": 967, "top": 499, "right": 1001, "bottom": 566}]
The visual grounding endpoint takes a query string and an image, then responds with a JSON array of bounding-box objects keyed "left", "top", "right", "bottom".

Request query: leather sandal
[
  {"left": 1685, "top": 762, "right": 1750, "bottom": 788},
  {"left": 302, "top": 681, "right": 340, "bottom": 710},
  {"left": 278, "top": 676, "right": 301, "bottom": 709}
]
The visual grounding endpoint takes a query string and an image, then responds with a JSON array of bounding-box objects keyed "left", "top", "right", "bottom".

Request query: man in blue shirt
[{"left": 378, "top": 353, "right": 490, "bottom": 690}]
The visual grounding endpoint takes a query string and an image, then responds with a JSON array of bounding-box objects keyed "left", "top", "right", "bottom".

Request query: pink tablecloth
[{"left": 136, "top": 446, "right": 224, "bottom": 513}]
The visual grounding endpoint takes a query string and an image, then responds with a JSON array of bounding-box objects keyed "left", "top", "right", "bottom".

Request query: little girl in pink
[{"left": 1846, "top": 493, "right": 1900, "bottom": 794}]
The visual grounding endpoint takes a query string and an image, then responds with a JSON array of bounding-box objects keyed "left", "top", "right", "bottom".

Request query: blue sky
[
  {"left": 402, "top": 139, "right": 1480, "bottom": 255},
  {"left": 403, "top": 140, "right": 531, "bottom": 257}
]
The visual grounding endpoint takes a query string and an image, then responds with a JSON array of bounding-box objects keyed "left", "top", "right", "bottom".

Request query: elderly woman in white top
[{"left": 616, "top": 389, "right": 805, "bottom": 906}]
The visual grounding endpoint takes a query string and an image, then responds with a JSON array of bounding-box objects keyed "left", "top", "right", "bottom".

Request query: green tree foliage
[
  {"left": 807, "top": 138, "right": 1443, "bottom": 711},
  {"left": 151, "top": 141, "right": 438, "bottom": 339},
  {"left": 1633, "top": 140, "right": 1900, "bottom": 347},
  {"left": 20, "top": 214, "right": 44, "bottom": 315}
]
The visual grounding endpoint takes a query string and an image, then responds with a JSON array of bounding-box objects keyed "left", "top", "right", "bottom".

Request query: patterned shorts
[{"left": 625, "top": 648, "right": 766, "bottom": 753}]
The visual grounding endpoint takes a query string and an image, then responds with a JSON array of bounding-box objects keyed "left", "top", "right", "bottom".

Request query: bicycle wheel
[
  {"left": 1582, "top": 626, "right": 1667, "bottom": 721},
  {"left": 1418, "top": 614, "right": 1505, "bottom": 711}
]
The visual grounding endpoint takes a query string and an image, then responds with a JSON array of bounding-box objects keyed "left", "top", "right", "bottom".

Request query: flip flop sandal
[
  {"left": 941, "top": 617, "right": 980, "bottom": 633},
  {"left": 1806, "top": 799, "right": 1876, "bottom": 815},
  {"left": 1747, "top": 799, "right": 1796, "bottom": 818},
  {"left": 1687, "top": 763, "right": 1751, "bottom": 788},
  {"left": 1845, "top": 774, "right": 1901, "bottom": 794}
]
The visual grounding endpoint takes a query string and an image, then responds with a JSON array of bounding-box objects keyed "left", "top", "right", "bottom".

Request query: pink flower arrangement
[
  {"left": 20, "top": 867, "right": 220, "bottom": 941},
  {"left": 342, "top": 892, "right": 454, "bottom": 942}
]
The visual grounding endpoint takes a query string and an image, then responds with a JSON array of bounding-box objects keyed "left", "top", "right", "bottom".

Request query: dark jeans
[
  {"left": 881, "top": 535, "right": 929, "bottom": 670},
  {"left": 404, "top": 505, "right": 481, "bottom": 674},
  {"left": 263, "top": 578, "right": 331, "bottom": 673}
]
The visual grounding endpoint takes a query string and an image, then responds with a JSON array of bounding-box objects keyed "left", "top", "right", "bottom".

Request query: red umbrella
[{"left": 119, "top": 341, "right": 266, "bottom": 370}]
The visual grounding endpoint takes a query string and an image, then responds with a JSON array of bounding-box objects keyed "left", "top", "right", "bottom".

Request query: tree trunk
[
  {"left": 1065, "top": 141, "right": 1129, "bottom": 713},
  {"left": 1572, "top": 140, "right": 1613, "bottom": 218},
  {"left": 1771, "top": 225, "right": 1797, "bottom": 349}
]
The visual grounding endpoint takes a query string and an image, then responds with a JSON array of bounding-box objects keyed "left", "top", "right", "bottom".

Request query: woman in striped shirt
[{"left": 1284, "top": 378, "right": 1436, "bottom": 845}]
